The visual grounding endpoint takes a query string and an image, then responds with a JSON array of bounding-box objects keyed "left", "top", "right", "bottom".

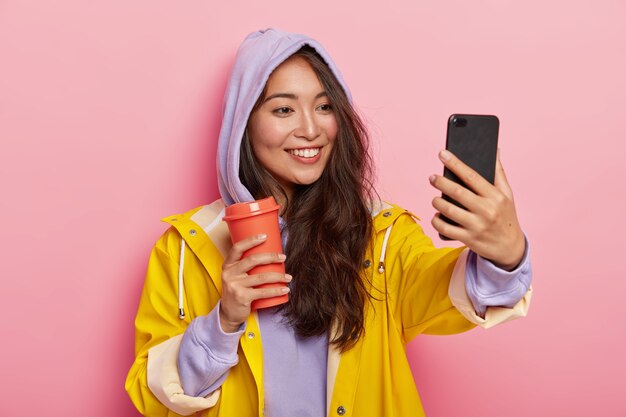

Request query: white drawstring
[
  {"left": 378, "top": 225, "right": 393, "bottom": 273},
  {"left": 178, "top": 239, "right": 186, "bottom": 319}
]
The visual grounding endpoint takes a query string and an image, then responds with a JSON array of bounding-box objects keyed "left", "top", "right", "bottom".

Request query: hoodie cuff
[
  {"left": 465, "top": 236, "right": 532, "bottom": 317},
  {"left": 190, "top": 301, "right": 245, "bottom": 362},
  {"left": 178, "top": 302, "right": 246, "bottom": 397}
]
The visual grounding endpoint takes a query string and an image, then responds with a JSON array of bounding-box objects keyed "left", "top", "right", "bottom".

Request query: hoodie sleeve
[
  {"left": 464, "top": 236, "right": 532, "bottom": 317},
  {"left": 178, "top": 301, "right": 245, "bottom": 397}
]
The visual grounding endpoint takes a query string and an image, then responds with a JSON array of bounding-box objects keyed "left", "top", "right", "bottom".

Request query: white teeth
[{"left": 289, "top": 148, "right": 320, "bottom": 158}]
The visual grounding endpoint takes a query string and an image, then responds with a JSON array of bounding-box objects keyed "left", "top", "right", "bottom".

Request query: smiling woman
[{"left": 125, "top": 28, "right": 533, "bottom": 417}]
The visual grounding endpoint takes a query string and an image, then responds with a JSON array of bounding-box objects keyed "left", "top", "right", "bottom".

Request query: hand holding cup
[{"left": 220, "top": 197, "right": 291, "bottom": 332}]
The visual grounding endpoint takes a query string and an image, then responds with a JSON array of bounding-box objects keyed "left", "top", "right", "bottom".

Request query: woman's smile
[{"left": 286, "top": 147, "right": 322, "bottom": 161}]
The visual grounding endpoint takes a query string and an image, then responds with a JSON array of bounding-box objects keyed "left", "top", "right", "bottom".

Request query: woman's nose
[{"left": 294, "top": 111, "right": 321, "bottom": 140}]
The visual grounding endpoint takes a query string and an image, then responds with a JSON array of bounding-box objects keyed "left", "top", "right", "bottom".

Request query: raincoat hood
[{"left": 216, "top": 28, "right": 353, "bottom": 205}]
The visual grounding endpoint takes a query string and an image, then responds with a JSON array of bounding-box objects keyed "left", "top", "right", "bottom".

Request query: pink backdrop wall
[{"left": 1, "top": 1, "right": 624, "bottom": 416}]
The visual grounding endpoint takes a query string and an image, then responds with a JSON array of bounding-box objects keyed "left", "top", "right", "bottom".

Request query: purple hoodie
[{"left": 177, "top": 28, "right": 532, "bottom": 417}]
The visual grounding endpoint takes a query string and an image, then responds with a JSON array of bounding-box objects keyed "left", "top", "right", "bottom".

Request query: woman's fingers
[
  {"left": 221, "top": 231, "right": 289, "bottom": 328},
  {"left": 430, "top": 149, "right": 525, "bottom": 269},
  {"left": 431, "top": 195, "right": 477, "bottom": 227},
  {"left": 494, "top": 151, "right": 514, "bottom": 200},
  {"left": 225, "top": 274, "right": 290, "bottom": 303},
  {"left": 236, "top": 252, "right": 286, "bottom": 274},
  {"left": 222, "top": 272, "right": 290, "bottom": 312},
  {"left": 438, "top": 150, "right": 497, "bottom": 198},
  {"left": 429, "top": 174, "right": 482, "bottom": 213},
  {"left": 252, "top": 284, "right": 291, "bottom": 300},
  {"left": 431, "top": 213, "right": 468, "bottom": 242},
  {"left": 223, "top": 232, "right": 286, "bottom": 275},
  {"left": 223, "top": 233, "right": 268, "bottom": 265},
  {"left": 220, "top": 261, "right": 290, "bottom": 330},
  {"left": 239, "top": 272, "right": 292, "bottom": 288},
  {"left": 431, "top": 150, "right": 512, "bottom": 219}
]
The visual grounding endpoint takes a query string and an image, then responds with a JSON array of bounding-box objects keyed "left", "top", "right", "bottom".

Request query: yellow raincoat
[{"left": 125, "top": 200, "right": 531, "bottom": 417}]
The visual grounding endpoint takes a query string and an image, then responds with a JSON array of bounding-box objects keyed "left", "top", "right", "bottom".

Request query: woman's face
[{"left": 247, "top": 56, "right": 338, "bottom": 198}]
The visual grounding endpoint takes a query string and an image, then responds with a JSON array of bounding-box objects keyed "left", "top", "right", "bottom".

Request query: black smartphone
[{"left": 439, "top": 114, "right": 499, "bottom": 241}]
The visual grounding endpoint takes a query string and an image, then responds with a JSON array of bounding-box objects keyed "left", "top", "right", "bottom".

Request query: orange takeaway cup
[{"left": 223, "top": 196, "right": 288, "bottom": 310}]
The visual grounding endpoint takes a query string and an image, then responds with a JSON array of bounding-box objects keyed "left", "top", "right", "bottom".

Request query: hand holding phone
[{"left": 429, "top": 114, "right": 525, "bottom": 270}]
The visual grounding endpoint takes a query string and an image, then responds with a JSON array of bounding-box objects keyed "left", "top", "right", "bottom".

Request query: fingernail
[
  {"left": 439, "top": 150, "right": 452, "bottom": 161},
  {"left": 429, "top": 175, "right": 437, "bottom": 184},
  {"left": 285, "top": 274, "right": 293, "bottom": 282},
  {"left": 282, "top": 287, "right": 290, "bottom": 293},
  {"left": 257, "top": 233, "right": 267, "bottom": 240},
  {"left": 277, "top": 253, "right": 286, "bottom": 261}
]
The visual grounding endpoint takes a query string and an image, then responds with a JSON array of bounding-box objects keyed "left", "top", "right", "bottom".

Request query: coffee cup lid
[{"left": 223, "top": 196, "right": 280, "bottom": 221}]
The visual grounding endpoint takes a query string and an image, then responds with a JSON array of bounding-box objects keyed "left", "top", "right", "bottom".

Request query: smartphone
[{"left": 439, "top": 114, "right": 499, "bottom": 240}]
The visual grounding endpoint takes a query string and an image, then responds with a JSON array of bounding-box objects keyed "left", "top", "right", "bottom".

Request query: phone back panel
[
  {"left": 440, "top": 114, "right": 499, "bottom": 240},
  {"left": 444, "top": 114, "right": 499, "bottom": 187}
]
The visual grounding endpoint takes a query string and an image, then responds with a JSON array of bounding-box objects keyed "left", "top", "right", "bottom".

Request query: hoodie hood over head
[{"left": 217, "top": 28, "right": 353, "bottom": 205}]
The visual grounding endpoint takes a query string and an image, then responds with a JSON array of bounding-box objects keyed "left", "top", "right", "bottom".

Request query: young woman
[{"left": 125, "top": 28, "right": 532, "bottom": 417}]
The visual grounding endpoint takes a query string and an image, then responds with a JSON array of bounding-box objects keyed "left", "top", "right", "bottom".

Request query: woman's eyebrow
[{"left": 263, "top": 91, "right": 327, "bottom": 103}]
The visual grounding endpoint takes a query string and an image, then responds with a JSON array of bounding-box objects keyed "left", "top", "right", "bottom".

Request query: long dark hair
[{"left": 240, "top": 46, "right": 375, "bottom": 351}]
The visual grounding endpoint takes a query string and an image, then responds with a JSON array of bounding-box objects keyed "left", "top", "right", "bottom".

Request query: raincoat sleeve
[
  {"left": 125, "top": 228, "right": 220, "bottom": 416},
  {"left": 385, "top": 213, "right": 529, "bottom": 344},
  {"left": 448, "top": 248, "right": 532, "bottom": 329}
]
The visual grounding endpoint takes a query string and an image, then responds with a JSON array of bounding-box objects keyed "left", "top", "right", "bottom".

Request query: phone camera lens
[{"left": 453, "top": 117, "right": 467, "bottom": 127}]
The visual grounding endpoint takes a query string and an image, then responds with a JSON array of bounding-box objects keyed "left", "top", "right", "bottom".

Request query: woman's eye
[
  {"left": 273, "top": 107, "right": 293, "bottom": 115},
  {"left": 317, "top": 103, "right": 333, "bottom": 112}
]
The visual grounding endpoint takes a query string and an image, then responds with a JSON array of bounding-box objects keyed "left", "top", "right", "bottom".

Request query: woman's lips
[
  {"left": 287, "top": 147, "right": 320, "bottom": 158},
  {"left": 286, "top": 147, "right": 322, "bottom": 163}
]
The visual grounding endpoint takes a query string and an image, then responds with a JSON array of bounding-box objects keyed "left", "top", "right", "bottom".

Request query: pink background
[{"left": 1, "top": 1, "right": 625, "bottom": 416}]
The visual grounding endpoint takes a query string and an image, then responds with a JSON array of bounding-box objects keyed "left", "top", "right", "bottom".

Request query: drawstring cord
[
  {"left": 177, "top": 207, "right": 224, "bottom": 320},
  {"left": 178, "top": 239, "right": 186, "bottom": 319},
  {"left": 378, "top": 225, "right": 393, "bottom": 273}
]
